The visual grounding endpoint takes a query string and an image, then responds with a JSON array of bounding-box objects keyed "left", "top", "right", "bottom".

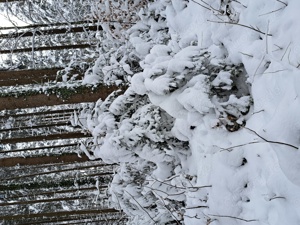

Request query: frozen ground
[{"left": 75, "top": 0, "right": 300, "bottom": 224}]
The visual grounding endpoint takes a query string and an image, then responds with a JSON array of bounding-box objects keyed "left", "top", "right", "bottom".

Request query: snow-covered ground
[{"left": 74, "top": 0, "right": 300, "bottom": 224}]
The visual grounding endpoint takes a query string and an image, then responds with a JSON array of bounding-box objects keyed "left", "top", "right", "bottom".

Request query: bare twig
[
  {"left": 191, "top": 0, "right": 212, "bottom": 11},
  {"left": 198, "top": 0, "right": 224, "bottom": 14},
  {"left": 148, "top": 177, "right": 212, "bottom": 191},
  {"left": 145, "top": 185, "right": 185, "bottom": 197},
  {"left": 239, "top": 52, "right": 253, "bottom": 58},
  {"left": 124, "top": 190, "right": 157, "bottom": 224},
  {"left": 191, "top": 0, "right": 236, "bottom": 23},
  {"left": 281, "top": 41, "right": 292, "bottom": 60},
  {"left": 252, "top": 55, "right": 266, "bottom": 82},
  {"left": 111, "top": 191, "right": 123, "bottom": 212},
  {"left": 259, "top": 6, "right": 285, "bottom": 16},
  {"left": 186, "top": 205, "right": 209, "bottom": 209},
  {"left": 209, "top": 214, "right": 258, "bottom": 222},
  {"left": 275, "top": 0, "right": 288, "bottom": 6},
  {"left": 218, "top": 126, "right": 298, "bottom": 152},
  {"left": 244, "top": 127, "right": 298, "bottom": 150},
  {"left": 232, "top": 0, "right": 247, "bottom": 8},
  {"left": 218, "top": 141, "right": 260, "bottom": 152},
  {"left": 163, "top": 174, "right": 180, "bottom": 182},
  {"left": 184, "top": 213, "right": 202, "bottom": 219},
  {"left": 288, "top": 47, "right": 292, "bottom": 65},
  {"left": 273, "top": 44, "right": 283, "bottom": 52},
  {"left": 207, "top": 218, "right": 217, "bottom": 225},
  {"left": 252, "top": 109, "right": 264, "bottom": 115},
  {"left": 207, "top": 20, "right": 272, "bottom": 36},
  {"left": 4, "top": 3, "right": 20, "bottom": 29},
  {"left": 265, "top": 20, "right": 270, "bottom": 54},
  {"left": 269, "top": 196, "right": 286, "bottom": 201},
  {"left": 262, "top": 69, "right": 287, "bottom": 75},
  {"left": 155, "top": 194, "right": 182, "bottom": 225}
]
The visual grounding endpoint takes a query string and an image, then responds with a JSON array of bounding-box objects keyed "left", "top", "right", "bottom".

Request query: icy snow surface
[{"left": 77, "top": 0, "right": 300, "bottom": 224}]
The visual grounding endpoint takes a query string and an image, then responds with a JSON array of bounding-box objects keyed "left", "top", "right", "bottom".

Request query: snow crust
[{"left": 75, "top": 0, "right": 300, "bottom": 224}]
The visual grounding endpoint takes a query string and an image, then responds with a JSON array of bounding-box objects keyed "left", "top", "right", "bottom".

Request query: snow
[{"left": 74, "top": 0, "right": 300, "bottom": 224}]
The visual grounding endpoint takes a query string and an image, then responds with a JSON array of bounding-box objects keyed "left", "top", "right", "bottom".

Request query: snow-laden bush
[
  {"left": 73, "top": 88, "right": 191, "bottom": 224},
  {"left": 73, "top": 1, "right": 254, "bottom": 224},
  {"left": 75, "top": 35, "right": 252, "bottom": 225},
  {"left": 82, "top": 0, "right": 171, "bottom": 86},
  {"left": 73, "top": 0, "right": 300, "bottom": 224}
]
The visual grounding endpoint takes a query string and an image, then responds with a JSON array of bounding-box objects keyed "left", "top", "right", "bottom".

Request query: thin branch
[
  {"left": 275, "top": 0, "right": 288, "bottom": 6},
  {"left": 218, "top": 126, "right": 298, "bottom": 152},
  {"left": 191, "top": 0, "right": 212, "bottom": 11},
  {"left": 148, "top": 177, "right": 212, "bottom": 191},
  {"left": 273, "top": 44, "right": 283, "bottom": 52},
  {"left": 253, "top": 68, "right": 289, "bottom": 77},
  {"left": 281, "top": 41, "right": 292, "bottom": 60},
  {"left": 163, "top": 174, "right": 180, "bottom": 182},
  {"left": 124, "top": 190, "right": 157, "bottom": 224},
  {"left": 198, "top": 0, "right": 224, "bottom": 14},
  {"left": 209, "top": 214, "right": 258, "bottom": 222},
  {"left": 239, "top": 52, "right": 253, "bottom": 58},
  {"left": 265, "top": 20, "right": 270, "bottom": 54},
  {"left": 288, "top": 47, "right": 292, "bottom": 65},
  {"left": 191, "top": 0, "right": 229, "bottom": 22},
  {"left": 155, "top": 194, "right": 182, "bottom": 225},
  {"left": 259, "top": 6, "right": 285, "bottom": 16},
  {"left": 111, "top": 191, "right": 123, "bottom": 212},
  {"left": 207, "top": 20, "right": 272, "bottom": 36},
  {"left": 262, "top": 69, "right": 287, "bottom": 74},
  {"left": 252, "top": 55, "right": 266, "bottom": 82},
  {"left": 243, "top": 127, "right": 298, "bottom": 150},
  {"left": 232, "top": 0, "right": 247, "bottom": 8},
  {"left": 186, "top": 205, "right": 208, "bottom": 209},
  {"left": 218, "top": 141, "right": 260, "bottom": 152},
  {"left": 4, "top": 3, "right": 19, "bottom": 29},
  {"left": 207, "top": 218, "right": 217, "bottom": 225},
  {"left": 269, "top": 196, "right": 286, "bottom": 201},
  {"left": 252, "top": 109, "right": 264, "bottom": 115},
  {"left": 145, "top": 185, "right": 185, "bottom": 197},
  {"left": 183, "top": 213, "right": 202, "bottom": 219}
]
